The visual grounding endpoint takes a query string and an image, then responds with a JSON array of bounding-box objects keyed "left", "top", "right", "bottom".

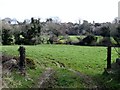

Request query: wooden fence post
[
  {"left": 107, "top": 46, "right": 111, "bottom": 69},
  {"left": 18, "top": 46, "right": 26, "bottom": 75}
]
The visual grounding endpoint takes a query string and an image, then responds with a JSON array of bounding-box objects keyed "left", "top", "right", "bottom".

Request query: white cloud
[{"left": 0, "top": 0, "right": 119, "bottom": 23}]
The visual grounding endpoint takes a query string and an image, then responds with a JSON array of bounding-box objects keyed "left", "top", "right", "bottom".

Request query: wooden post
[
  {"left": 107, "top": 46, "right": 111, "bottom": 69},
  {"left": 18, "top": 46, "right": 26, "bottom": 75}
]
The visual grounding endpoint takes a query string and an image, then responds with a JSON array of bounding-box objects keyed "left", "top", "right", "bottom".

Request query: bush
[
  {"left": 2, "top": 29, "right": 14, "bottom": 45},
  {"left": 98, "top": 37, "right": 111, "bottom": 46},
  {"left": 79, "top": 35, "right": 97, "bottom": 45}
]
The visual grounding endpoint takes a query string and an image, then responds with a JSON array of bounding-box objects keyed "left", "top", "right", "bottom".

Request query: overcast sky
[{"left": 0, "top": 0, "right": 120, "bottom": 23}]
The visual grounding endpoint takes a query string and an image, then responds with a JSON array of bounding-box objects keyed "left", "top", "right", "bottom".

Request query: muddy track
[
  {"left": 50, "top": 61, "right": 106, "bottom": 89},
  {"left": 68, "top": 68, "right": 106, "bottom": 89},
  {"left": 35, "top": 68, "right": 56, "bottom": 88},
  {"left": 51, "top": 61, "right": 97, "bottom": 87},
  {"left": 51, "top": 61, "right": 65, "bottom": 68}
]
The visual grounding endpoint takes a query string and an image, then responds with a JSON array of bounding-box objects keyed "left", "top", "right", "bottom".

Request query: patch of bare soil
[
  {"left": 35, "top": 68, "right": 57, "bottom": 88},
  {"left": 2, "top": 54, "right": 36, "bottom": 73}
]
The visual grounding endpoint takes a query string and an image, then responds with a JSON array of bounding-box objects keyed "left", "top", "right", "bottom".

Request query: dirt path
[
  {"left": 68, "top": 68, "right": 102, "bottom": 89},
  {"left": 36, "top": 60, "right": 106, "bottom": 89},
  {"left": 35, "top": 68, "right": 56, "bottom": 88},
  {"left": 51, "top": 60, "right": 106, "bottom": 89}
]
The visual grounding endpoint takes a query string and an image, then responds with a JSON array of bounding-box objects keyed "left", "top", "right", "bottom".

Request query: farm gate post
[
  {"left": 18, "top": 46, "right": 26, "bottom": 75},
  {"left": 107, "top": 46, "right": 111, "bottom": 69}
]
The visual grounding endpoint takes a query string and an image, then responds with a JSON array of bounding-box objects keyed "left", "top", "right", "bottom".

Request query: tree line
[{"left": 1, "top": 17, "right": 120, "bottom": 45}]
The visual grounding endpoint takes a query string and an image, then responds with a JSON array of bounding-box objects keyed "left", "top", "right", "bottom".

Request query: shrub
[
  {"left": 79, "top": 35, "right": 97, "bottom": 45},
  {"left": 2, "top": 29, "right": 14, "bottom": 45},
  {"left": 98, "top": 37, "right": 111, "bottom": 46}
]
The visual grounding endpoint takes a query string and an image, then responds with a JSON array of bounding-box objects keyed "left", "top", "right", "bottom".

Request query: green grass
[
  {"left": 1, "top": 45, "right": 120, "bottom": 88},
  {"left": 55, "top": 68, "right": 85, "bottom": 88}
]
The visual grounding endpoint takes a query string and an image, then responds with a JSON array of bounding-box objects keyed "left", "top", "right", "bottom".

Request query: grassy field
[{"left": 1, "top": 45, "right": 120, "bottom": 88}]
